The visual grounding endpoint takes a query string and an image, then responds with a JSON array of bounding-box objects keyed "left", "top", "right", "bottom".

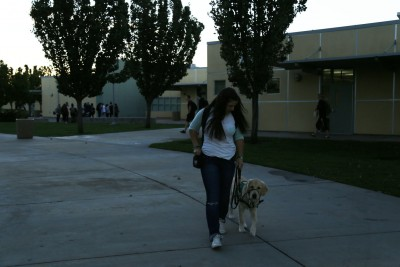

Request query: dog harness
[
  {"left": 230, "top": 168, "right": 264, "bottom": 210},
  {"left": 238, "top": 181, "right": 264, "bottom": 209}
]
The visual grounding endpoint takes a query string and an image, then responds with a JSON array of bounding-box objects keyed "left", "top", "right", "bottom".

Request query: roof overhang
[
  {"left": 173, "top": 82, "right": 206, "bottom": 87},
  {"left": 276, "top": 53, "right": 400, "bottom": 71}
]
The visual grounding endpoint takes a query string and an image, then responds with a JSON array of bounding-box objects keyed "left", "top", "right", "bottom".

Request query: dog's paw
[
  {"left": 239, "top": 222, "right": 247, "bottom": 233},
  {"left": 250, "top": 226, "right": 257, "bottom": 236}
]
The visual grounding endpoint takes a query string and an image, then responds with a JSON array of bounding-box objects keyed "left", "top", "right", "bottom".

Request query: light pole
[{"left": 111, "top": 82, "right": 116, "bottom": 125}]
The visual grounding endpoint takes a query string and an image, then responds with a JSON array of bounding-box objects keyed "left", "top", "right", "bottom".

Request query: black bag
[
  {"left": 192, "top": 107, "right": 212, "bottom": 169},
  {"left": 193, "top": 153, "right": 204, "bottom": 169}
]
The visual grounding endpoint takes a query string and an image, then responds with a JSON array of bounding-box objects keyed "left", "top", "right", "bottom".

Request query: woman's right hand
[{"left": 193, "top": 147, "right": 202, "bottom": 156}]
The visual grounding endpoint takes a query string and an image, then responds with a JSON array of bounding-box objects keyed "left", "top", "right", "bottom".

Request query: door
[{"left": 328, "top": 82, "right": 354, "bottom": 134}]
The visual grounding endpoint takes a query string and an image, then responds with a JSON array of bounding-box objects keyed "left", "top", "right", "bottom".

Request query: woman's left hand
[{"left": 236, "top": 157, "right": 244, "bottom": 169}]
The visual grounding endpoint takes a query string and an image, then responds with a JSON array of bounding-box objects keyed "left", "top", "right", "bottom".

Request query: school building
[{"left": 207, "top": 19, "right": 400, "bottom": 136}]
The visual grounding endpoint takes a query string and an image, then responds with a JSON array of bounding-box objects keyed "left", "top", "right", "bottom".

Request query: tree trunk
[
  {"left": 251, "top": 93, "right": 259, "bottom": 143},
  {"left": 145, "top": 100, "right": 152, "bottom": 128},
  {"left": 76, "top": 98, "right": 83, "bottom": 134}
]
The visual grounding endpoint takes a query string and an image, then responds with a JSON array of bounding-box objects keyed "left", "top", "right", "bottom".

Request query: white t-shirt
[{"left": 189, "top": 108, "right": 243, "bottom": 160}]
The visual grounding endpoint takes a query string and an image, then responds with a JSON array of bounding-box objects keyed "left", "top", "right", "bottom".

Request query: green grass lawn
[
  {"left": 150, "top": 138, "right": 400, "bottom": 198},
  {"left": 0, "top": 121, "right": 178, "bottom": 137}
]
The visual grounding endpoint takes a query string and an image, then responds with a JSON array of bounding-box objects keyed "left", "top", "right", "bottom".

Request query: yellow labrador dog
[{"left": 229, "top": 178, "right": 268, "bottom": 236}]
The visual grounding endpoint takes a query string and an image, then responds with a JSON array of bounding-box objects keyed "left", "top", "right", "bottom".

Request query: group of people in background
[
  {"left": 54, "top": 102, "right": 76, "bottom": 123},
  {"left": 96, "top": 102, "right": 120, "bottom": 118},
  {"left": 54, "top": 101, "right": 119, "bottom": 123}
]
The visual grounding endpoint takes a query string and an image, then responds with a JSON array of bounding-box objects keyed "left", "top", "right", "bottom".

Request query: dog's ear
[
  {"left": 259, "top": 181, "right": 269, "bottom": 196},
  {"left": 241, "top": 180, "right": 249, "bottom": 197},
  {"left": 244, "top": 179, "right": 254, "bottom": 191}
]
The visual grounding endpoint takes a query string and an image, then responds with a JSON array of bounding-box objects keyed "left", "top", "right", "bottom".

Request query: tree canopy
[
  {"left": 210, "top": 0, "right": 307, "bottom": 142},
  {"left": 0, "top": 60, "right": 12, "bottom": 107},
  {"left": 0, "top": 61, "right": 47, "bottom": 115},
  {"left": 30, "top": 0, "right": 130, "bottom": 133},
  {"left": 123, "top": 0, "right": 204, "bottom": 128}
]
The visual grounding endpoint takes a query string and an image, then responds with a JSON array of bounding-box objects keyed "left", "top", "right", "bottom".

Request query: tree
[
  {"left": 210, "top": 0, "right": 307, "bottom": 143},
  {"left": 31, "top": 0, "right": 130, "bottom": 133},
  {"left": 1, "top": 62, "right": 48, "bottom": 113},
  {"left": 123, "top": 0, "right": 204, "bottom": 128},
  {"left": 29, "top": 66, "right": 49, "bottom": 114},
  {"left": 11, "top": 66, "right": 31, "bottom": 110},
  {"left": 0, "top": 60, "right": 12, "bottom": 108}
]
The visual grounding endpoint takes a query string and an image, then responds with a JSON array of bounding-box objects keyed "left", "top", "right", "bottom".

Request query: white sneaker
[
  {"left": 219, "top": 219, "right": 226, "bottom": 234},
  {"left": 211, "top": 234, "right": 222, "bottom": 249}
]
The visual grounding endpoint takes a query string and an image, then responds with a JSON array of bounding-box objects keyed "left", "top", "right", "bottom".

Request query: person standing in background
[
  {"left": 61, "top": 102, "right": 69, "bottom": 123},
  {"left": 180, "top": 95, "right": 197, "bottom": 133},
  {"left": 54, "top": 104, "right": 61, "bottom": 122},
  {"left": 109, "top": 102, "right": 114, "bottom": 117},
  {"left": 114, "top": 103, "right": 120, "bottom": 117},
  {"left": 312, "top": 94, "right": 331, "bottom": 138},
  {"left": 198, "top": 95, "right": 209, "bottom": 110}
]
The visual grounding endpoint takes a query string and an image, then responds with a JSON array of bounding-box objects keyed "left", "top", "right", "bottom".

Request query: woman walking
[{"left": 188, "top": 87, "right": 248, "bottom": 249}]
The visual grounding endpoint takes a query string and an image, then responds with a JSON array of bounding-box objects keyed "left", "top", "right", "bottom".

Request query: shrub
[{"left": 0, "top": 109, "right": 29, "bottom": 122}]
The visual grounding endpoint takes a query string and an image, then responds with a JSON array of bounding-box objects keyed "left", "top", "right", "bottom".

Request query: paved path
[{"left": 1, "top": 129, "right": 399, "bottom": 267}]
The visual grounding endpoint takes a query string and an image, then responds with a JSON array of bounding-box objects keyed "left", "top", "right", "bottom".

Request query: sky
[{"left": 1, "top": 0, "right": 400, "bottom": 70}]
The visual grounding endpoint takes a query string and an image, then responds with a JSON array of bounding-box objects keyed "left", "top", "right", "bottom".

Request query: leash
[{"left": 230, "top": 167, "right": 242, "bottom": 210}]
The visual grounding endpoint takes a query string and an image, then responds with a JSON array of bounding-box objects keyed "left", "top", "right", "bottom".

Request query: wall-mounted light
[{"left": 397, "top": 12, "right": 400, "bottom": 19}]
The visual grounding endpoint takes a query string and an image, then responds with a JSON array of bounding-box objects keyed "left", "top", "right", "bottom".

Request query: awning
[{"left": 276, "top": 52, "right": 400, "bottom": 71}]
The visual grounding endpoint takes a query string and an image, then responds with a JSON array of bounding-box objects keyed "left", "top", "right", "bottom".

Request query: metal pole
[{"left": 111, "top": 83, "right": 116, "bottom": 125}]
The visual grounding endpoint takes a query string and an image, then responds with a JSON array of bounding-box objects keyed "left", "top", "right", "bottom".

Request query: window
[
  {"left": 214, "top": 80, "right": 226, "bottom": 95},
  {"left": 152, "top": 97, "right": 181, "bottom": 112},
  {"left": 267, "top": 78, "right": 280, "bottom": 94},
  {"left": 322, "top": 69, "right": 354, "bottom": 83}
]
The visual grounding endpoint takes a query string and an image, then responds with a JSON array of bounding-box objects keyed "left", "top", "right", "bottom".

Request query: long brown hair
[{"left": 205, "top": 87, "right": 248, "bottom": 140}]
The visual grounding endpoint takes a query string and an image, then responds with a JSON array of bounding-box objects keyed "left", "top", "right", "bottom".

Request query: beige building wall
[
  {"left": 355, "top": 67, "right": 400, "bottom": 135},
  {"left": 291, "top": 22, "right": 398, "bottom": 60},
  {"left": 290, "top": 34, "right": 321, "bottom": 60},
  {"left": 177, "top": 67, "right": 207, "bottom": 85},
  {"left": 207, "top": 42, "right": 231, "bottom": 96},
  {"left": 322, "top": 30, "right": 357, "bottom": 58},
  {"left": 357, "top": 24, "right": 398, "bottom": 55},
  {"left": 257, "top": 69, "right": 319, "bottom": 132}
]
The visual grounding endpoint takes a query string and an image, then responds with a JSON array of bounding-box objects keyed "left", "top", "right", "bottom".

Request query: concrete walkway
[{"left": 1, "top": 129, "right": 399, "bottom": 267}]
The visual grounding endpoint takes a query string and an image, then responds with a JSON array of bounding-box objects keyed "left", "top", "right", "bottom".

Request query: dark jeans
[
  {"left": 316, "top": 116, "right": 330, "bottom": 131},
  {"left": 201, "top": 155, "right": 235, "bottom": 240}
]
